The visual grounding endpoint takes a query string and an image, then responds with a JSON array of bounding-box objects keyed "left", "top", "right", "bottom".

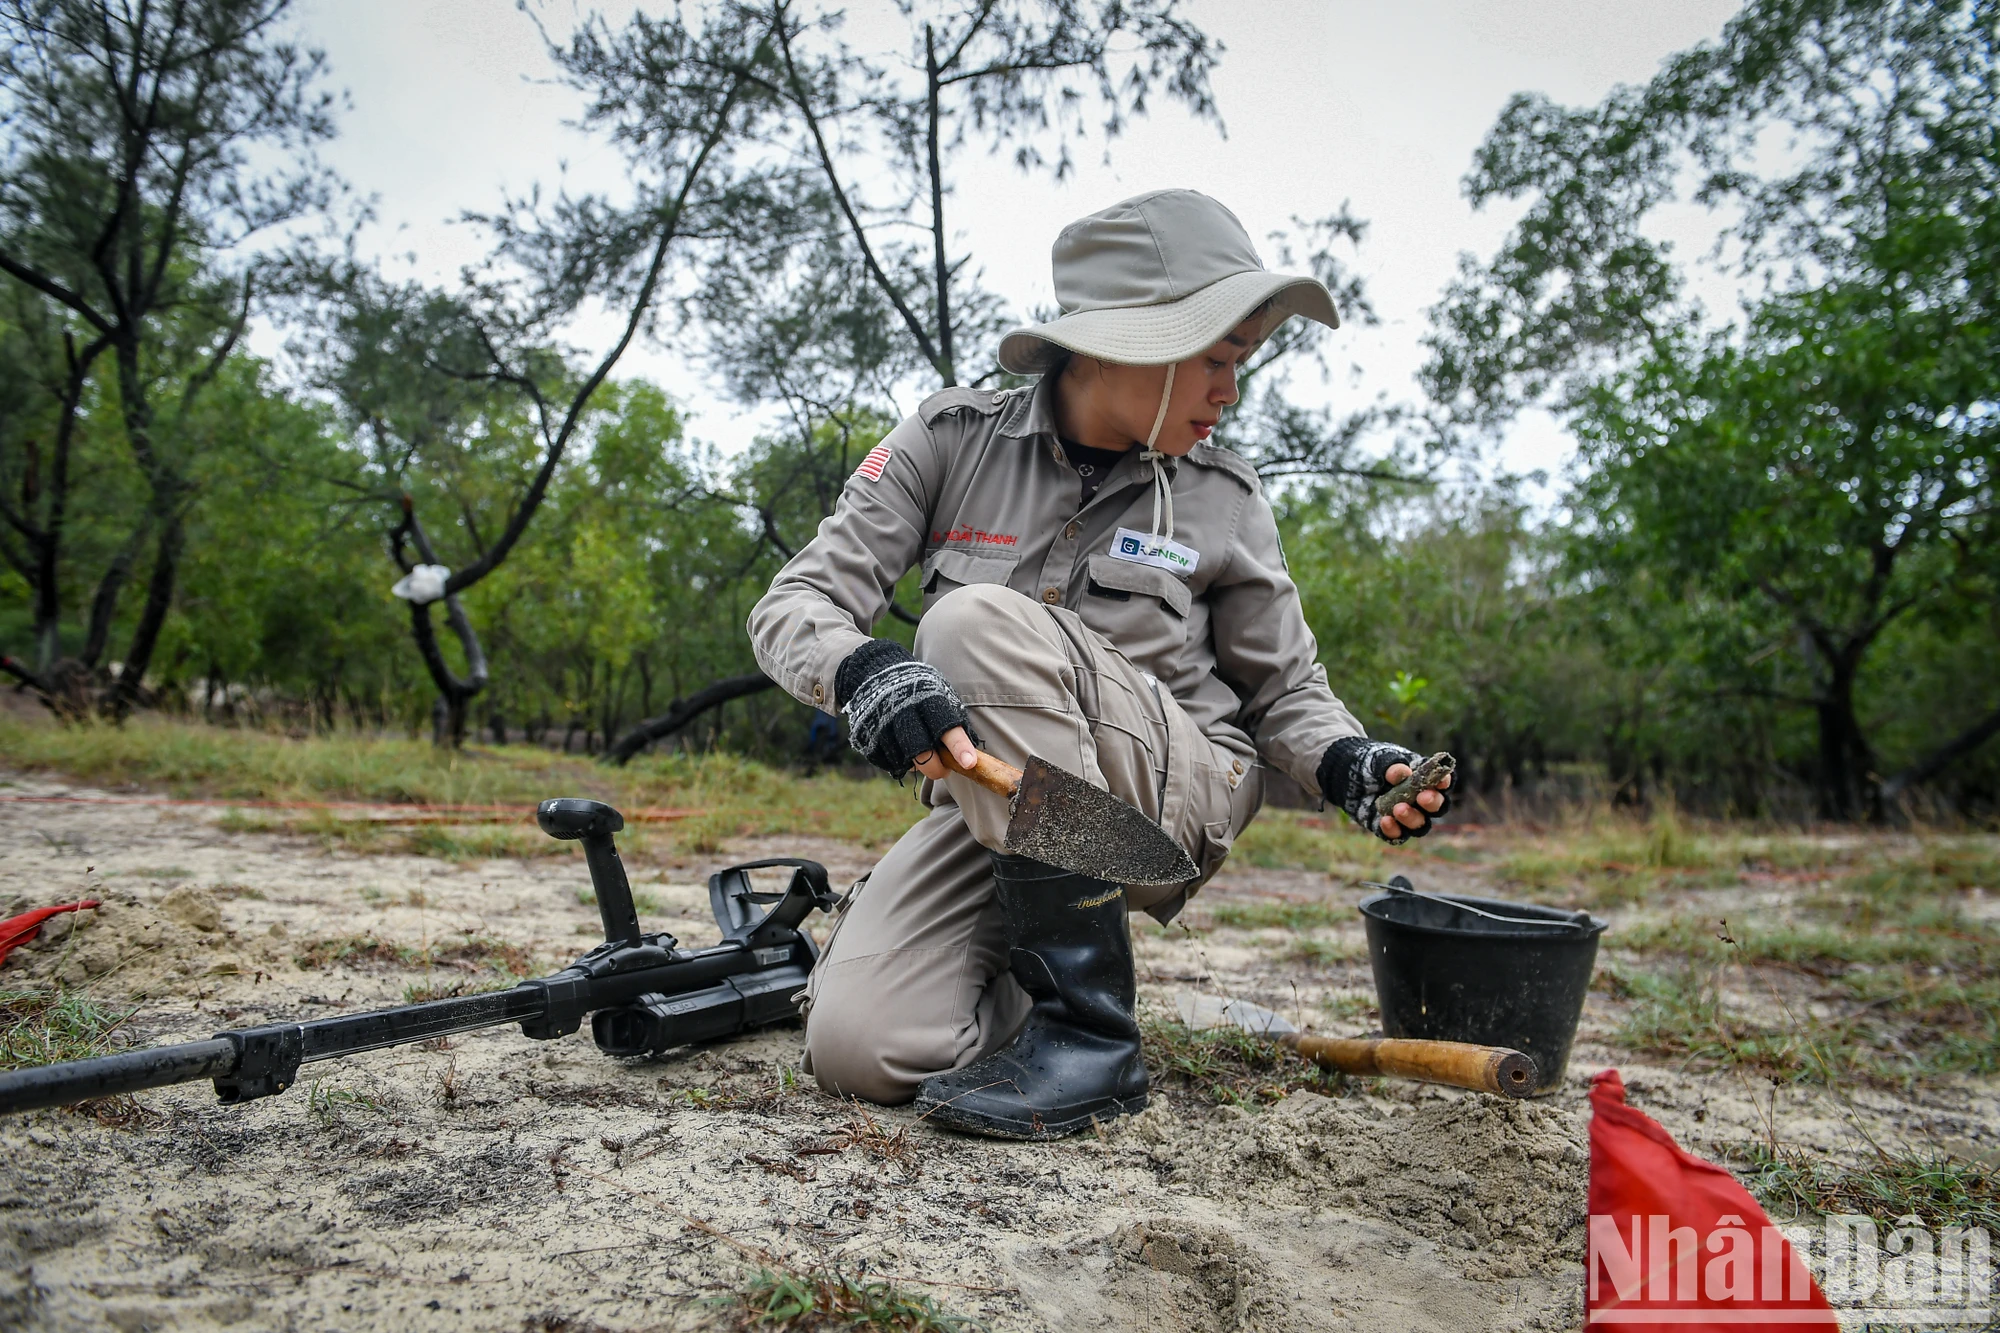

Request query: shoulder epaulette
[
  {"left": 919, "top": 386, "right": 1012, "bottom": 426},
  {"left": 1184, "top": 443, "right": 1262, "bottom": 494}
]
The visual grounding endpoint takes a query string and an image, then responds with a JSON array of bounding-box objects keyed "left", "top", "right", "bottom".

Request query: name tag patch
[{"left": 1110, "top": 527, "right": 1199, "bottom": 575}]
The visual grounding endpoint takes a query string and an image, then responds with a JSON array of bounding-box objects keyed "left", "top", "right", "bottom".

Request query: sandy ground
[{"left": 0, "top": 771, "right": 1994, "bottom": 1332}]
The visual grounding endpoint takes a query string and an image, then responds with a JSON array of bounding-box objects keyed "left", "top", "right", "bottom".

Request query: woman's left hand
[{"left": 1377, "top": 762, "right": 1452, "bottom": 841}]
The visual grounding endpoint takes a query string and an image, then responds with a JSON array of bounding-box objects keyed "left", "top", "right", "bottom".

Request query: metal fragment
[{"left": 1375, "top": 751, "right": 1456, "bottom": 819}]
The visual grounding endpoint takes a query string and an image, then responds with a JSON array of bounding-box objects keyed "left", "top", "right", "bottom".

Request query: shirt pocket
[
  {"left": 920, "top": 547, "right": 1021, "bottom": 609},
  {"left": 1079, "top": 552, "right": 1191, "bottom": 667}
]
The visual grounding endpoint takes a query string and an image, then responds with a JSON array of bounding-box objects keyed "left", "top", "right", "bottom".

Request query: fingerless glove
[
  {"left": 835, "top": 639, "right": 977, "bottom": 777},
  {"left": 1316, "top": 736, "right": 1452, "bottom": 843}
]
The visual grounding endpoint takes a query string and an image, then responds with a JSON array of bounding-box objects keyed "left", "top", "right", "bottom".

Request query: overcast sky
[{"left": 278, "top": 0, "right": 1746, "bottom": 493}]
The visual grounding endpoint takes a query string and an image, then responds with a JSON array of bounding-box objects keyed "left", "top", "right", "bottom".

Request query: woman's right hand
[{"left": 912, "top": 725, "right": 978, "bottom": 781}]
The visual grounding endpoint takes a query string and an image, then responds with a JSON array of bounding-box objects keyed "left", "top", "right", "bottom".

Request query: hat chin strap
[{"left": 1138, "top": 363, "right": 1176, "bottom": 542}]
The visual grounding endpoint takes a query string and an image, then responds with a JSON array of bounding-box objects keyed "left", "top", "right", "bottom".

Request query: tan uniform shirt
[{"left": 747, "top": 376, "right": 1363, "bottom": 798}]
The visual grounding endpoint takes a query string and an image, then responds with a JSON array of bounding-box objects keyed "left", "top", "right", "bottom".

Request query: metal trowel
[{"left": 942, "top": 749, "right": 1198, "bottom": 888}]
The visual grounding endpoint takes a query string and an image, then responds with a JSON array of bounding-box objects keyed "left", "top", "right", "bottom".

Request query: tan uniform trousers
[{"left": 801, "top": 583, "right": 1264, "bottom": 1105}]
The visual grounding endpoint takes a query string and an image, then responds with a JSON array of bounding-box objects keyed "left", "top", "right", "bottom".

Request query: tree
[
  {"left": 314, "top": 5, "right": 782, "bottom": 746},
  {"left": 748, "top": 0, "right": 1221, "bottom": 390},
  {"left": 0, "top": 0, "right": 339, "bottom": 714},
  {"left": 0, "top": 284, "right": 111, "bottom": 683},
  {"left": 1220, "top": 208, "right": 1438, "bottom": 490},
  {"left": 1423, "top": 0, "right": 2000, "bottom": 818}
]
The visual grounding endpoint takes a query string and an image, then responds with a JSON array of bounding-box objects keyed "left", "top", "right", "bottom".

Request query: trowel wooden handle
[
  {"left": 1281, "top": 1034, "right": 1537, "bottom": 1099},
  {"left": 938, "top": 747, "right": 1022, "bottom": 798}
]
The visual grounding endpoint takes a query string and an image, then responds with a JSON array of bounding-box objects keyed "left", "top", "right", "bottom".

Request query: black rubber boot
[{"left": 912, "top": 853, "right": 1148, "bottom": 1140}]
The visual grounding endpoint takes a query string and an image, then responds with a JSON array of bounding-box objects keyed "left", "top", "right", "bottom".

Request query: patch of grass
[
  {"left": 1495, "top": 806, "right": 1747, "bottom": 905},
  {"left": 1838, "top": 972, "right": 2000, "bottom": 1078},
  {"left": 0, "top": 988, "right": 137, "bottom": 1071},
  {"left": 307, "top": 1080, "right": 384, "bottom": 1128},
  {"left": 1612, "top": 899, "right": 1999, "bottom": 1080},
  {"left": 402, "top": 823, "right": 572, "bottom": 862},
  {"left": 664, "top": 1076, "right": 796, "bottom": 1115},
  {"left": 0, "top": 712, "right": 922, "bottom": 857},
  {"left": 1734, "top": 1141, "right": 2000, "bottom": 1231},
  {"left": 208, "top": 882, "right": 267, "bottom": 900},
  {"left": 720, "top": 1263, "right": 980, "bottom": 1331},
  {"left": 1840, "top": 842, "right": 2000, "bottom": 904},
  {"left": 1732, "top": 837, "right": 1851, "bottom": 875},
  {"left": 1612, "top": 962, "right": 1823, "bottom": 1079},
  {"left": 1617, "top": 912, "right": 1995, "bottom": 973},
  {"left": 1608, "top": 919, "right": 2000, "bottom": 1086},
  {"left": 1141, "top": 1015, "right": 1343, "bottom": 1106},
  {"left": 1204, "top": 899, "right": 1345, "bottom": 931},
  {"left": 1229, "top": 809, "right": 1398, "bottom": 876},
  {"left": 1286, "top": 936, "right": 1366, "bottom": 967}
]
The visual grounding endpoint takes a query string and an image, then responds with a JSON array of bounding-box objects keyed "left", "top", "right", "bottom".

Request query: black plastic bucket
[{"left": 1358, "top": 877, "right": 1605, "bottom": 1095}]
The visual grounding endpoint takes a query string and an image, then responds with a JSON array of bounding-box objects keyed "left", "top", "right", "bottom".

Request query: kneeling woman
[{"left": 747, "top": 188, "right": 1450, "bottom": 1139}]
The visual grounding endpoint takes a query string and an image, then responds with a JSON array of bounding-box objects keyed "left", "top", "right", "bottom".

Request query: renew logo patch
[{"left": 1109, "top": 527, "right": 1199, "bottom": 576}]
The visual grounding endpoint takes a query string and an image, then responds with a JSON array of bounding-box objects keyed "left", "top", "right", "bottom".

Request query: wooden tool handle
[
  {"left": 939, "top": 747, "right": 1023, "bottom": 799},
  {"left": 1281, "top": 1034, "right": 1537, "bottom": 1099}
]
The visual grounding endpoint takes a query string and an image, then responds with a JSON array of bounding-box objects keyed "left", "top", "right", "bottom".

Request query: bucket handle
[{"left": 1361, "top": 879, "right": 1592, "bottom": 932}]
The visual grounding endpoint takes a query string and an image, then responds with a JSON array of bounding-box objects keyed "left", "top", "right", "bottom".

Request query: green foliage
[
  {"left": 1282, "top": 488, "right": 1611, "bottom": 800},
  {"left": 1421, "top": 0, "right": 2000, "bottom": 818},
  {"left": 0, "top": 0, "right": 1993, "bottom": 824},
  {"left": 0, "top": 0, "right": 341, "bottom": 701}
]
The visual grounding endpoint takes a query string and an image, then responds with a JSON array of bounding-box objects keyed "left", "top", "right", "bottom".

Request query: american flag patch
[{"left": 856, "top": 443, "right": 893, "bottom": 481}]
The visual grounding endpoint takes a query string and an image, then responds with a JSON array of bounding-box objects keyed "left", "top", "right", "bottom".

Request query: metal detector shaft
[
  {"left": 0, "top": 985, "right": 550, "bottom": 1116},
  {"left": 0, "top": 1038, "right": 238, "bottom": 1111},
  {"left": 0, "top": 801, "right": 837, "bottom": 1120}
]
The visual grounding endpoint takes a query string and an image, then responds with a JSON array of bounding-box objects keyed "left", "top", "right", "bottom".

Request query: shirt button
[
  {"left": 812, "top": 683, "right": 825, "bottom": 705},
  {"left": 1231, "top": 759, "right": 1245, "bottom": 775},
  {"left": 1063, "top": 522, "right": 1079, "bottom": 540},
  {"left": 1042, "top": 587, "right": 1061, "bottom": 605},
  {"left": 991, "top": 392, "right": 1006, "bottom": 406}
]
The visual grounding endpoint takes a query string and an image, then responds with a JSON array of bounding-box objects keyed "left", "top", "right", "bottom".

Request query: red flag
[
  {"left": 0, "top": 900, "right": 100, "bottom": 966},
  {"left": 1587, "top": 1069, "right": 1838, "bottom": 1328}
]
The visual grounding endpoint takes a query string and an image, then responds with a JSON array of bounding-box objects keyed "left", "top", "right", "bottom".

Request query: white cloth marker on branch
[{"left": 390, "top": 564, "right": 451, "bottom": 605}]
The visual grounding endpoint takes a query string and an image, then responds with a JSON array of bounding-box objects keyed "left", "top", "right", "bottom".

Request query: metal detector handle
[
  {"left": 709, "top": 858, "right": 835, "bottom": 948},
  {"left": 537, "top": 799, "right": 641, "bottom": 944}
]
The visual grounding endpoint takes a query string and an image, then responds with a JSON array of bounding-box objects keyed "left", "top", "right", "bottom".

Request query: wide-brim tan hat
[{"left": 999, "top": 189, "right": 1340, "bottom": 376}]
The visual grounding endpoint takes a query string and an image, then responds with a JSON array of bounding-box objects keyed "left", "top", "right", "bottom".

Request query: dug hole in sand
[{"left": 3, "top": 774, "right": 1815, "bottom": 1331}]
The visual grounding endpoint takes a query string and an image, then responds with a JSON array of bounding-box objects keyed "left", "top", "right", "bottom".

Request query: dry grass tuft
[{"left": 796, "top": 1105, "right": 922, "bottom": 1180}]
